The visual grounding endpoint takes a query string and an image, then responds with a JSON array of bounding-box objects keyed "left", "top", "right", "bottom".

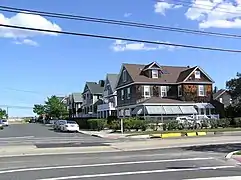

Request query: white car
[
  {"left": 2, "top": 119, "right": 8, "bottom": 126},
  {"left": 59, "top": 120, "right": 79, "bottom": 132}
]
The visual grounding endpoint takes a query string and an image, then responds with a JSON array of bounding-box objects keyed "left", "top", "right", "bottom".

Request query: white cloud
[
  {"left": 14, "top": 39, "right": 39, "bottom": 46},
  {"left": 185, "top": 0, "right": 241, "bottom": 29},
  {"left": 0, "top": 11, "right": 61, "bottom": 45},
  {"left": 111, "top": 40, "right": 176, "bottom": 52},
  {"left": 124, "top": 13, "right": 132, "bottom": 17},
  {"left": 154, "top": 1, "right": 182, "bottom": 15}
]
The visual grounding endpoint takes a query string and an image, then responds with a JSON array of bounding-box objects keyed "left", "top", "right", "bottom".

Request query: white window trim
[
  {"left": 178, "top": 85, "right": 182, "bottom": 97},
  {"left": 121, "top": 89, "right": 124, "bottom": 100},
  {"left": 144, "top": 86, "right": 150, "bottom": 97},
  {"left": 152, "top": 69, "right": 158, "bottom": 78},
  {"left": 198, "top": 85, "right": 205, "bottom": 96},
  {"left": 219, "top": 97, "right": 223, "bottom": 103},
  {"left": 127, "top": 87, "right": 131, "bottom": 99},
  {"left": 123, "top": 69, "right": 127, "bottom": 82},
  {"left": 161, "top": 86, "right": 167, "bottom": 97},
  {"left": 195, "top": 70, "right": 201, "bottom": 79}
]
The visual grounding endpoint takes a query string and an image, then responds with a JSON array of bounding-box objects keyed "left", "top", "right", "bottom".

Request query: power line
[
  {"left": 1, "top": 24, "right": 241, "bottom": 53},
  {"left": 1, "top": 6, "right": 241, "bottom": 39}
]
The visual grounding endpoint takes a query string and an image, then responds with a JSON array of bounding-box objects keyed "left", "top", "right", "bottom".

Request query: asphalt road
[
  {"left": 0, "top": 146, "right": 240, "bottom": 180},
  {"left": 0, "top": 124, "right": 114, "bottom": 146}
]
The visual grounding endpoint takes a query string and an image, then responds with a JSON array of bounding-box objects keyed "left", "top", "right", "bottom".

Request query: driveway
[{"left": 0, "top": 123, "right": 114, "bottom": 146}]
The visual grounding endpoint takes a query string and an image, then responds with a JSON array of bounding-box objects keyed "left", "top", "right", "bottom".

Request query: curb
[{"left": 225, "top": 151, "right": 240, "bottom": 159}]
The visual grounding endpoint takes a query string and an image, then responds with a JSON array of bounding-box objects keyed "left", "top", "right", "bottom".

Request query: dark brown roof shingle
[{"left": 123, "top": 63, "right": 192, "bottom": 84}]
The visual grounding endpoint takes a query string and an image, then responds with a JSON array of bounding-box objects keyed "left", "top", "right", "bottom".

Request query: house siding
[
  {"left": 117, "top": 84, "right": 179, "bottom": 107},
  {"left": 116, "top": 67, "right": 133, "bottom": 88},
  {"left": 117, "top": 85, "right": 137, "bottom": 107},
  {"left": 181, "top": 84, "right": 212, "bottom": 102},
  {"left": 219, "top": 92, "right": 232, "bottom": 108}
]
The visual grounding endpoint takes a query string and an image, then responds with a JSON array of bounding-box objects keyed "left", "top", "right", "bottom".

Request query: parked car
[
  {"left": 1, "top": 119, "right": 8, "bottom": 126},
  {"left": 59, "top": 120, "right": 79, "bottom": 132},
  {"left": 176, "top": 116, "right": 202, "bottom": 129},
  {"left": 53, "top": 120, "right": 66, "bottom": 131}
]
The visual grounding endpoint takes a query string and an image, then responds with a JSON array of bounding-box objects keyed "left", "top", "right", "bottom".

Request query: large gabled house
[
  {"left": 68, "top": 93, "right": 83, "bottom": 118},
  {"left": 213, "top": 89, "right": 232, "bottom": 108},
  {"left": 80, "top": 80, "right": 105, "bottom": 118},
  {"left": 97, "top": 74, "right": 118, "bottom": 118},
  {"left": 115, "top": 61, "right": 217, "bottom": 119}
]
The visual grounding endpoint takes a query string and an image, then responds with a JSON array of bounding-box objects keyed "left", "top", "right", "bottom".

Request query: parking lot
[{"left": 0, "top": 123, "right": 112, "bottom": 147}]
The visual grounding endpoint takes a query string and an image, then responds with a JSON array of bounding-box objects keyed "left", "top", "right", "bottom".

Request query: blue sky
[{"left": 0, "top": 0, "right": 241, "bottom": 116}]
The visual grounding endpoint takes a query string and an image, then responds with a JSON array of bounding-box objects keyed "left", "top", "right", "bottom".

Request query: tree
[
  {"left": 226, "top": 72, "right": 241, "bottom": 100},
  {"left": 45, "top": 95, "right": 68, "bottom": 119},
  {"left": 33, "top": 104, "right": 46, "bottom": 116},
  {"left": 0, "top": 109, "right": 7, "bottom": 119},
  {"left": 226, "top": 73, "right": 241, "bottom": 117}
]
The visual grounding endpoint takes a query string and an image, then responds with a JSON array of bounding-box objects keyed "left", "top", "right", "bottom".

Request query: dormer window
[
  {"left": 195, "top": 70, "right": 201, "bottom": 79},
  {"left": 152, "top": 69, "right": 158, "bottom": 78},
  {"left": 123, "top": 69, "right": 127, "bottom": 82}
]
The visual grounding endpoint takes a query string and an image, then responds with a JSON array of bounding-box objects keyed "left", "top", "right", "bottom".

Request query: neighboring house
[
  {"left": 80, "top": 80, "right": 105, "bottom": 118},
  {"left": 68, "top": 93, "right": 83, "bottom": 118},
  {"left": 115, "top": 61, "right": 218, "bottom": 119},
  {"left": 97, "top": 74, "right": 118, "bottom": 118},
  {"left": 213, "top": 89, "right": 232, "bottom": 108},
  {"left": 57, "top": 96, "right": 68, "bottom": 106}
]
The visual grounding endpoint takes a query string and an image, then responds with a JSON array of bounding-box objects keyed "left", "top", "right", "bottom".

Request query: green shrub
[
  {"left": 124, "top": 118, "right": 147, "bottom": 131},
  {"left": 210, "top": 119, "right": 218, "bottom": 129},
  {"left": 87, "top": 119, "right": 107, "bottom": 131},
  {"left": 217, "top": 118, "right": 230, "bottom": 128},
  {"left": 108, "top": 120, "right": 121, "bottom": 132},
  {"left": 167, "top": 120, "right": 179, "bottom": 130},
  {"left": 162, "top": 123, "right": 167, "bottom": 131},
  {"left": 233, "top": 118, "right": 241, "bottom": 127}
]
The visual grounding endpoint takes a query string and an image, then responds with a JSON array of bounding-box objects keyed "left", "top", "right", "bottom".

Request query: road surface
[
  {"left": 0, "top": 145, "right": 240, "bottom": 179},
  {"left": 0, "top": 124, "right": 114, "bottom": 146}
]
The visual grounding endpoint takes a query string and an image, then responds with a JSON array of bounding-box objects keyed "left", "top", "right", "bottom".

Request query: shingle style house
[
  {"left": 213, "top": 89, "right": 232, "bottom": 108},
  {"left": 97, "top": 74, "right": 118, "bottom": 118},
  {"left": 68, "top": 93, "right": 83, "bottom": 118},
  {"left": 115, "top": 61, "right": 216, "bottom": 118},
  {"left": 81, "top": 80, "right": 105, "bottom": 118}
]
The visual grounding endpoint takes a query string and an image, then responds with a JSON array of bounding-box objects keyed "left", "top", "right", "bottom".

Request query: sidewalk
[
  {"left": 0, "top": 135, "right": 241, "bottom": 157},
  {"left": 78, "top": 129, "right": 241, "bottom": 139},
  {"left": 78, "top": 130, "right": 129, "bottom": 139}
]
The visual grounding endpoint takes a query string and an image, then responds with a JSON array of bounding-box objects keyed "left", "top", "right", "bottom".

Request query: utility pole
[{"left": 6, "top": 106, "right": 9, "bottom": 119}]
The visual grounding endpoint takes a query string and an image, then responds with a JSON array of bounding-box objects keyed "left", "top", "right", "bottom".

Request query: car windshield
[
  {"left": 67, "top": 121, "right": 76, "bottom": 124},
  {"left": 2, "top": 120, "right": 7, "bottom": 122}
]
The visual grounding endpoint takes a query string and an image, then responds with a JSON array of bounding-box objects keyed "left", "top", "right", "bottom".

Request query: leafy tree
[
  {"left": 33, "top": 104, "right": 46, "bottom": 116},
  {"left": 226, "top": 72, "right": 241, "bottom": 100},
  {"left": 0, "top": 108, "right": 7, "bottom": 119},
  {"left": 45, "top": 95, "right": 68, "bottom": 119},
  {"left": 226, "top": 73, "right": 241, "bottom": 117}
]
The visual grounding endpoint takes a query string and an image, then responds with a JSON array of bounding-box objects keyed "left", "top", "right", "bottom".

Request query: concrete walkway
[
  {"left": 78, "top": 130, "right": 128, "bottom": 139},
  {"left": 0, "top": 135, "right": 241, "bottom": 157}
]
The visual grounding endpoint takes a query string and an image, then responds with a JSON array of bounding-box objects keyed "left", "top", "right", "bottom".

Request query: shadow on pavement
[{"left": 182, "top": 143, "right": 241, "bottom": 153}]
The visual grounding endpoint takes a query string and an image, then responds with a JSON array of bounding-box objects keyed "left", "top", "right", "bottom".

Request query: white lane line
[
  {"left": 184, "top": 176, "right": 241, "bottom": 180},
  {"left": 38, "top": 166, "right": 236, "bottom": 180},
  {"left": 0, "top": 157, "right": 214, "bottom": 174},
  {"left": 0, "top": 136, "right": 34, "bottom": 140}
]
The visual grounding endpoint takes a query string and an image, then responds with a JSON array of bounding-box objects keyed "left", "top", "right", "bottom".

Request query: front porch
[
  {"left": 117, "top": 102, "right": 219, "bottom": 120},
  {"left": 97, "top": 102, "right": 117, "bottom": 118}
]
